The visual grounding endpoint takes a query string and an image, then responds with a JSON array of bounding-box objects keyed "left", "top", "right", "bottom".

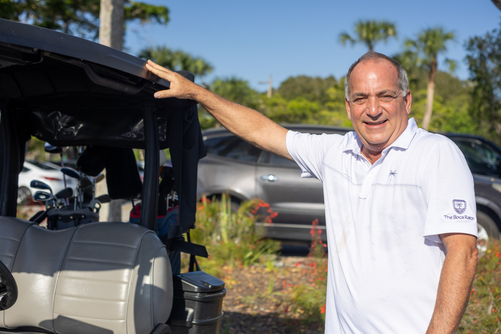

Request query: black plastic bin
[{"left": 168, "top": 271, "right": 226, "bottom": 334}]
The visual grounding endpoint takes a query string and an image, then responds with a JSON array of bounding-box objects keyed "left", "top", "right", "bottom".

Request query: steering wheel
[{"left": 0, "top": 260, "right": 17, "bottom": 310}]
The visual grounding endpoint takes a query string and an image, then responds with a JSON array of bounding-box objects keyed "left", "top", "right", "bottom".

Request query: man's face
[{"left": 345, "top": 59, "right": 412, "bottom": 158}]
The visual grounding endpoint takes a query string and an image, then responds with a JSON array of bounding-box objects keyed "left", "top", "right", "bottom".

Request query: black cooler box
[{"left": 168, "top": 271, "right": 226, "bottom": 334}]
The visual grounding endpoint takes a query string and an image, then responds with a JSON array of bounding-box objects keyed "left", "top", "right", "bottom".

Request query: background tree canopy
[
  {"left": 3, "top": 1, "right": 501, "bottom": 146},
  {"left": 465, "top": 21, "right": 501, "bottom": 144},
  {"left": 139, "top": 46, "right": 213, "bottom": 78},
  {"left": 0, "top": 0, "right": 169, "bottom": 39}
]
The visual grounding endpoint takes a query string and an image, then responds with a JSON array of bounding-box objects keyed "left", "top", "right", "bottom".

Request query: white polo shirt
[{"left": 286, "top": 118, "right": 477, "bottom": 333}]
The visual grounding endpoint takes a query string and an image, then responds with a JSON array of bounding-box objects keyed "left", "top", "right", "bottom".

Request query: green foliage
[
  {"left": 210, "top": 77, "right": 261, "bottom": 108},
  {"left": 459, "top": 241, "right": 501, "bottom": 333},
  {"left": 139, "top": 46, "right": 213, "bottom": 77},
  {"left": 190, "top": 195, "right": 280, "bottom": 277},
  {"left": 258, "top": 75, "right": 351, "bottom": 127},
  {"left": 404, "top": 27, "right": 456, "bottom": 73},
  {"left": 339, "top": 19, "right": 397, "bottom": 51},
  {"left": 277, "top": 75, "right": 337, "bottom": 105},
  {"left": 25, "top": 137, "right": 47, "bottom": 161},
  {"left": 402, "top": 26, "right": 457, "bottom": 130},
  {"left": 264, "top": 96, "right": 319, "bottom": 124},
  {"left": 287, "top": 220, "right": 328, "bottom": 327},
  {"left": 409, "top": 86, "right": 475, "bottom": 134},
  {"left": 199, "top": 77, "right": 261, "bottom": 129},
  {"left": 125, "top": 1, "right": 168, "bottom": 25},
  {"left": 465, "top": 21, "right": 501, "bottom": 145},
  {"left": 1, "top": 0, "right": 169, "bottom": 39}
]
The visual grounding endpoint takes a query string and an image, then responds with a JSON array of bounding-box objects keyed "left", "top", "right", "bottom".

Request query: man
[{"left": 146, "top": 52, "right": 478, "bottom": 333}]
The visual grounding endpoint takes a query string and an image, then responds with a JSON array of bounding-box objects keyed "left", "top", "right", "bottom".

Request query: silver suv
[{"left": 197, "top": 125, "right": 501, "bottom": 246}]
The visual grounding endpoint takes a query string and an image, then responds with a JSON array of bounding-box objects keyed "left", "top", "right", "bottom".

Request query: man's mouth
[{"left": 364, "top": 120, "right": 388, "bottom": 126}]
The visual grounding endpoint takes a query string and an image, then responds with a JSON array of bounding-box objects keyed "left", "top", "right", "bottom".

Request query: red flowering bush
[
  {"left": 190, "top": 194, "right": 280, "bottom": 275},
  {"left": 285, "top": 219, "right": 328, "bottom": 329}
]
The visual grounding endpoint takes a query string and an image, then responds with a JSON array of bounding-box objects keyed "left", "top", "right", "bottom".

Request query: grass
[{"left": 459, "top": 241, "right": 501, "bottom": 333}]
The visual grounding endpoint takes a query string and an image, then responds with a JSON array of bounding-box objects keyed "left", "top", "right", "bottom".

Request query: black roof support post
[
  {"left": 140, "top": 103, "right": 159, "bottom": 231},
  {"left": 0, "top": 108, "right": 23, "bottom": 216}
]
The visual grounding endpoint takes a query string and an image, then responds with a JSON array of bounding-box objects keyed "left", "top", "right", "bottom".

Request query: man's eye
[
  {"left": 380, "top": 95, "right": 396, "bottom": 102},
  {"left": 353, "top": 97, "right": 367, "bottom": 104}
]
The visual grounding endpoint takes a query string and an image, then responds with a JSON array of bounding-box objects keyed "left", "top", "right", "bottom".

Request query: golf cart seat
[{"left": 0, "top": 216, "right": 173, "bottom": 334}]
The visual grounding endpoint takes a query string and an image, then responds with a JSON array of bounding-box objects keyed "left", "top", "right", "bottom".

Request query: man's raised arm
[{"left": 145, "top": 60, "right": 291, "bottom": 160}]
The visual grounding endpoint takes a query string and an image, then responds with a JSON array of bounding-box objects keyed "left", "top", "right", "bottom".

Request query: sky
[{"left": 124, "top": 0, "right": 501, "bottom": 91}]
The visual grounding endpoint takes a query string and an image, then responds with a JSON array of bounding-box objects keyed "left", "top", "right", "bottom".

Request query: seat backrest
[{"left": 0, "top": 217, "right": 173, "bottom": 334}]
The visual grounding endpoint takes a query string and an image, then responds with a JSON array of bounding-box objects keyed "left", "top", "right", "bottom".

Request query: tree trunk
[
  {"left": 422, "top": 58, "right": 437, "bottom": 131},
  {"left": 99, "top": 0, "right": 124, "bottom": 50},
  {"left": 99, "top": 0, "right": 125, "bottom": 221}
]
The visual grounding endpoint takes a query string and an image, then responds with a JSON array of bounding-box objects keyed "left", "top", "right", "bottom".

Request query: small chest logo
[{"left": 453, "top": 199, "right": 467, "bottom": 214}]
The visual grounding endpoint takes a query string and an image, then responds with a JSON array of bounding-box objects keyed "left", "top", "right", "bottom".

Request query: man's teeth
[{"left": 366, "top": 120, "right": 386, "bottom": 125}]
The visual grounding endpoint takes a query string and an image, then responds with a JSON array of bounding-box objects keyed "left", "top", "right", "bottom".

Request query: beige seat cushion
[{"left": 0, "top": 217, "right": 173, "bottom": 334}]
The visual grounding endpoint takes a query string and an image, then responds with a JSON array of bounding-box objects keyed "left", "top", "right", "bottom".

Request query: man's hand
[
  {"left": 427, "top": 233, "right": 478, "bottom": 334},
  {"left": 145, "top": 60, "right": 292, "bottom": 160},
  {"left": 145, "top": 60, "right": 203, "bottom": 100}
]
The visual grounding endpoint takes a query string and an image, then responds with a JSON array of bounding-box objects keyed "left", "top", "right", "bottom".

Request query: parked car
[
  {"left": 197, "top": 125, "right": 501, "bottom": 248},
  {"left": 17, "top": 161, "right": 77, "bottom": 204}
]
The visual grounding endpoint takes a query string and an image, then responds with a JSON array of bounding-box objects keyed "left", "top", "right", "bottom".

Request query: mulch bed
[{"left": 218, "top": 258, "right": 325, "bottom": 334}]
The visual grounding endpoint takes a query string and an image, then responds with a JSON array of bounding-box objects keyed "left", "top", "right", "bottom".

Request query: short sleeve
[
  {"left": 421, "top": 138, "right": 478, "bottom": 241},
  {"left": 286, "top": 130, "right": 344, "bottom": 182}
]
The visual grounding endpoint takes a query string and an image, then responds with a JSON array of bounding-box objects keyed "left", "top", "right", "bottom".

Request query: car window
[
  {"left": 454, "top": 139, "right": 501, "bottom": 176},
  {"left": 204, "top": 135, "right": 262, "bottom": 163},
  {"left": 260, "top": 151, "right": 298, "bottom": 167}
]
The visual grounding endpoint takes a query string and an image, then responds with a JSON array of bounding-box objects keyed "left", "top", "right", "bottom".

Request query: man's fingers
[
  {"left": 145, "top": 59, "right": 198, "bottom": 100},
  {"left": 146, "top": 59, "right": 169, "bottom": 72},
  {"left": 145, "top": 60, "right": 175, "bottom": 98},
  {"left": 153, "top": 90, "right": 172, "bottom": 99},
  {"left": 145, "top": 61, "right": 171, "bottom": 80}
]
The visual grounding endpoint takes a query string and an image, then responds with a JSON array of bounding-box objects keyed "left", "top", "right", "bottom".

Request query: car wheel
[
  {"left": 17, "top": 186, "right": 31, "bottom": 205},
  {"left": 230, "top": 199, "right": 240, "bottom": 213},
  {"left": 476, "top": 210, "right": 500, "bottom": 253}
]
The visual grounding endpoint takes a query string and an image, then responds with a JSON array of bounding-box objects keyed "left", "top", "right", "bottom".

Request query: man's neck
[{"left": 361, "top": 146, "right": 382, "bottom": 165}]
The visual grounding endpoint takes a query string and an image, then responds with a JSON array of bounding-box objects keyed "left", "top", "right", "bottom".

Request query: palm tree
[
  {"left": 139, "top": 46, "right": 213, "bottom": 78},
  {"left": 405, "top": 27, "right": 456, "bottom": 130},
  {"left": 339, "top": 20, "right": 397, "bottom": 51},
  {"left": 492, "top": 0, "right": 501, "bottom": 11}
]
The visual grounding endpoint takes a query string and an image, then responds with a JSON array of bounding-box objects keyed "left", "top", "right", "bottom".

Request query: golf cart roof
[
  {"left": 0, "top": 19, "right": 205, "bottom": 231},
  {"left": 0, "top": 18, "right": 197, "bottom": 148}
]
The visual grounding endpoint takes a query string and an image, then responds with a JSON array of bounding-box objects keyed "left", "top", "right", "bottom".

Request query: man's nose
[{"left": 366, "top": 96, "right": 381, "bottom": 117}]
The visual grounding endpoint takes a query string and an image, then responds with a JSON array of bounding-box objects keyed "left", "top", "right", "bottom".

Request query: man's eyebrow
[
  {"left": 376, "top": 89, "right": 399, "bottom": 96},
  {"left": 351, "top": 92, "right": 368, "bottom": 98}
]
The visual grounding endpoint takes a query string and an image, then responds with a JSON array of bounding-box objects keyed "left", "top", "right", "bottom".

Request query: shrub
[
  {"left": 287, "top": 219, "right": 328, "bottom": 329},
  {"left": 189, "top": 195, "right": 280, "bottom": 276}
]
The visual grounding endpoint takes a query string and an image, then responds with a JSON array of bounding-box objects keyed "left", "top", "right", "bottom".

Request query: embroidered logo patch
[{"left": 453, "top": 199, "right": 467, "bottom": 214}]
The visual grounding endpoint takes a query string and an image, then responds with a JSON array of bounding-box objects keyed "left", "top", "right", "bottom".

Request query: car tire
[
  {"left": 17, "top": 186, "right": 31, "bottom": 205},
  {"left": 230, "top": 199, "right": 240, "bottom": 213},
  {"left": 477, "top": 210, "right": 500, "bottom": 253}
]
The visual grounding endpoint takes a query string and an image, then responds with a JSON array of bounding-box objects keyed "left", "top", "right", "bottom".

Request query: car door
[
  {"left": 197, "top": 134, "right": 261, "bottom": 202},
  {"left": 255, "top": 151, "right": 325, "bottom": 231}
]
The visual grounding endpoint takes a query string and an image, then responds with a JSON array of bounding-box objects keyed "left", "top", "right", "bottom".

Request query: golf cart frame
[{"left": 0, "top": 19, "right": 223, "bottom": 334}]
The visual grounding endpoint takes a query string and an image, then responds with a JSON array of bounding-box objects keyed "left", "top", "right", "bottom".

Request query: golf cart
[{"left": 0, "top": 19, "right": 224, "bottom": 334}]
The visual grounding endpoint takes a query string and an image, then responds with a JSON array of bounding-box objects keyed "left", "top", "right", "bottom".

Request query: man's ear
[
  {"left": 405, "top": 90, "right": 412, "bottom": 115},
  {"left": 345, "top": 98, "right": 352, "bottom": 121}
]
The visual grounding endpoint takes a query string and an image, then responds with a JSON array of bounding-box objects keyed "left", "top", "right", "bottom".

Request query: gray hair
[{"left": 344, "top": 51, "right": 409, "bottom": 101}]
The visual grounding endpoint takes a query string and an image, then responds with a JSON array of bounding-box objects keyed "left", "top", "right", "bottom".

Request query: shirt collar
[{"left": 343, "top": 118, "right": 418, "bottom": 154}]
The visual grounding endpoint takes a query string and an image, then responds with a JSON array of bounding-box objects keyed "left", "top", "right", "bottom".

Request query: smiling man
[{"left": 146, "top": 51, "right": 478, "bottom": 333}]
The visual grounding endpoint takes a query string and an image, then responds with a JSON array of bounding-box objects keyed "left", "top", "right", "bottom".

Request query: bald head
[{"left": 345, "top": 52, "right": 409, "bottom": 101}]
